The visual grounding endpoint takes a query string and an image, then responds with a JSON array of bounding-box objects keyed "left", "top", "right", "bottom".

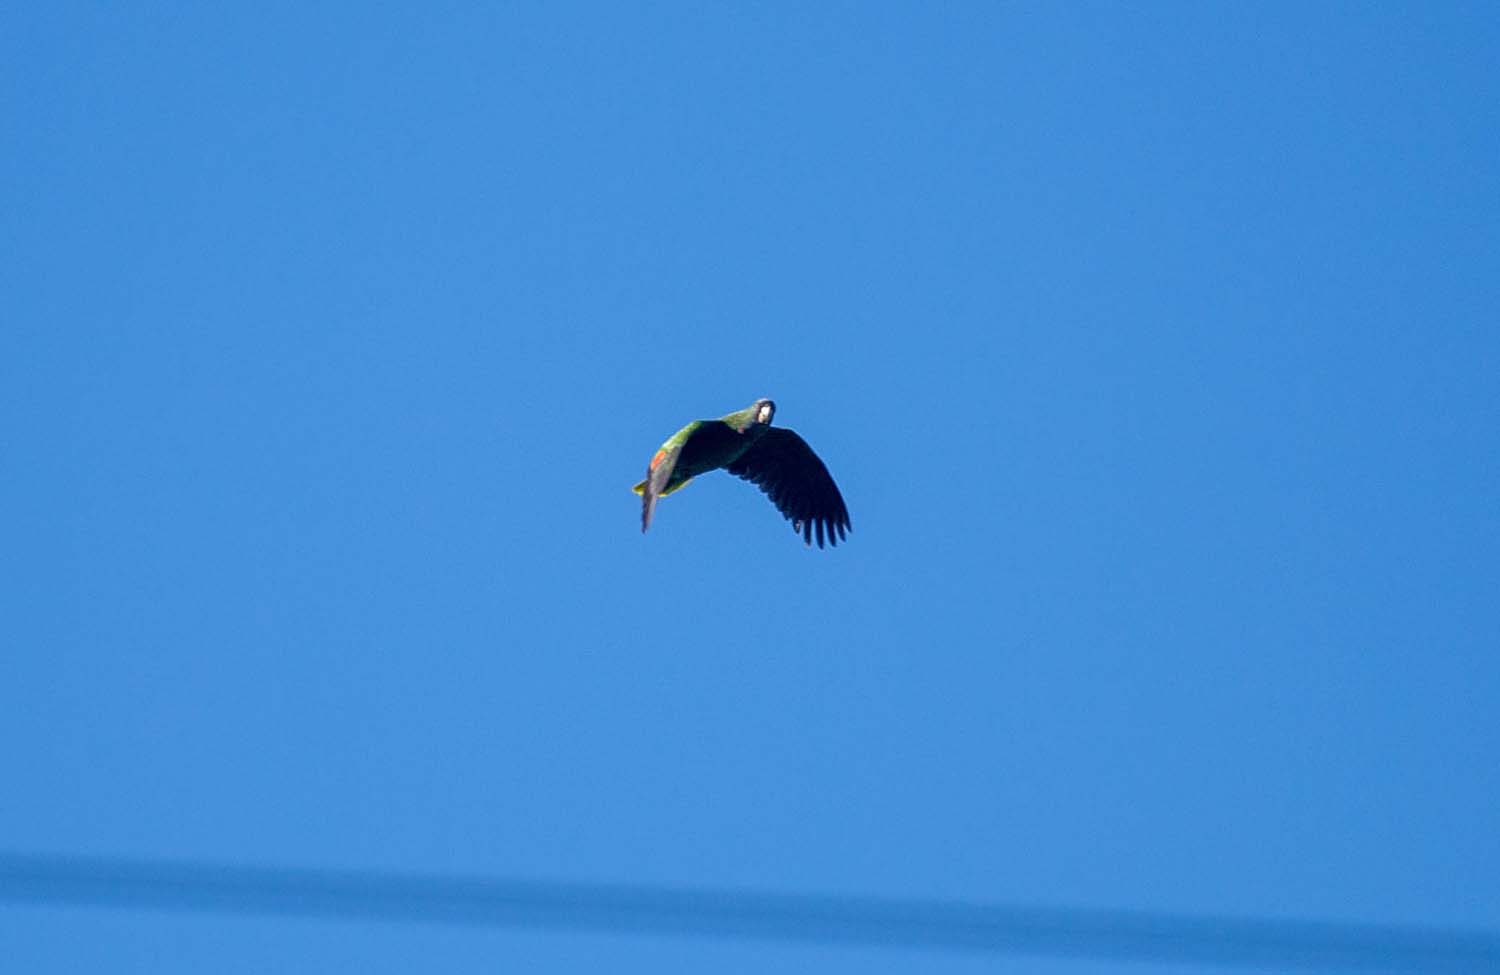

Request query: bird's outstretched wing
[{"left": 726, "top": 428, "right": 851, "bottom": 548}]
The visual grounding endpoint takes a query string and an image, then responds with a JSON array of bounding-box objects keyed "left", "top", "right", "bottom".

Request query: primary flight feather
[{"left": 632, "top": 398, "right": 851, "bottom": 548}]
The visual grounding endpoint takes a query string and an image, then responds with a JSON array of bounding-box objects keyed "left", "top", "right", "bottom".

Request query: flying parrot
[{"left": 633, "top": 398, "right": 852, "bottom": 548}]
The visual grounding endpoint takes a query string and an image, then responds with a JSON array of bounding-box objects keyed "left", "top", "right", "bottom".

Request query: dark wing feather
[
  {"left": 640, "top": 444, "right": 682, "bottom": 533},
  {"left": 726, "top": 428, "right": 851, "bottom": 548}
]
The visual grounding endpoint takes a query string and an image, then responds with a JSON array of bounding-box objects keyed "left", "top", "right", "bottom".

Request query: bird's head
[{"left": 753, "top": 398, "right": 776, "bottom": 427}]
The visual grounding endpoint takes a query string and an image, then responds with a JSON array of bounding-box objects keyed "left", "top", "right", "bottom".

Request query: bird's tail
[{"left": 631, "top": 478, "right": 692, "bottom": 496}]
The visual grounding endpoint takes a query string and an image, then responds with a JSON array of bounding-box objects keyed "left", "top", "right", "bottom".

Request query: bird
[{"left": 633, "top": 398, "right": 851, "bottom": 548}]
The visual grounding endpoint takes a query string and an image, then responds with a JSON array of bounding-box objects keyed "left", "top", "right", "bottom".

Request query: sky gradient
[{"left": 4, "top": 4, "right": 1498, "bottom": 972}]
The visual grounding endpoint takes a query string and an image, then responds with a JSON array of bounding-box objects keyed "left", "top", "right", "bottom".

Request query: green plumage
[{"left": 634, "top": 398, "right": 851, "bottom": 548}]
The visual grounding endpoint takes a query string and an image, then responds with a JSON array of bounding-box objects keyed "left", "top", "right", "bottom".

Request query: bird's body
[{"left": 634, "top": 399, "right": 851, "bottom": 548}]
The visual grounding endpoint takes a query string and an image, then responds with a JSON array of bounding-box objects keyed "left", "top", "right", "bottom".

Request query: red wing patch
[{"left": 649, "top": 449, "right": 668, "bottom": 471}]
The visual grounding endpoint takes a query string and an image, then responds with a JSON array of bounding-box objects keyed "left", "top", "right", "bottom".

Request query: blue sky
[{"left": 3, "top": 3, "right": 1497, "bottom": 971}]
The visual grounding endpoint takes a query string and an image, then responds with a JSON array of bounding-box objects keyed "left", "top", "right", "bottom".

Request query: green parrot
[{"left": 633, "top": 398, "right": 851, "bottom": 548}]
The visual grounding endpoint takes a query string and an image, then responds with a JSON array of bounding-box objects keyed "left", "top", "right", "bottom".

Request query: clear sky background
[{"left": 3, "top": 4, "right": 1497, "bottom": 972}]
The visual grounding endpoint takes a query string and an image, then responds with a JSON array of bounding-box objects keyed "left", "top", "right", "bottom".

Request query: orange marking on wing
[{"left": 649, "top": 449, "right": 668, "bottom": 471}]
